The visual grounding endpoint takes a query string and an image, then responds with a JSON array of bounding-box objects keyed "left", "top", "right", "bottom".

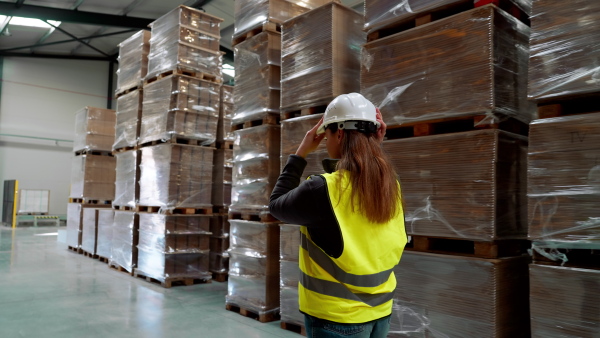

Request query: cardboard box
[
  {"left": 96, "top": 209, "right": 115, "bottom": 259},
  {"left": 281, "top": 114, "right": 328, "bottom": 179},
  {"left": 110, "top": 211, "right": 139, "bottom": 272},
  {"left": 70, "top": 154, "right": 116, "bottom": 201},
  {"left": 114, "top": 89, "right": 143, "bottom": 150},
  {"left": 73, "top": 107, "right": 116, "bottom": 152},
  {"left": 116, "top": 30, "right": 150, "bottom": 94}
]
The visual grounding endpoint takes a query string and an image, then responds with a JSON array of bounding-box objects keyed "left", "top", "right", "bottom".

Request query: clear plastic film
[
  {"left": 281, "top": 114, "right": 328, "bottom": 180},
  {"left": 281, "top": 3, "right": 364, "bottom": 112},
  {"left": 70, "top": 154, "right": 116, "bottom": 201},
  {"left": 233, "top": 31, "right": 281, "bottom": 125},
  {"left": 113, "top": 90, "right": 142, "bottom": 150},
  {"left": 113, "top": 150, "right": 139, "bottom": 208},
  {"left": 231, "top": 125, "right": 280, "bottom": 212},
  {"left": 233, "top": 0, "right": 331, "bottom": 38},
  {"left": 81, "top": 208, "right": 99, "bottom": 254},
  {"left": 96, "top": 209, "right": 115, "bottom": 259},
  {"left": 528, "top": 113, "right": 600, "bottom": 242},
  {"left": 210, "top": 215, "right": 231, "bottom": 237},
  {"left": 138, "top": 144, "right": 214, "bottom": 210},
  {"left": 383, "top": 129, "right": 528, "bottom": 240},
  {"left": 280, "top": 260, "right": 299, "bottom": 287},
  {"left": 389, "top": 251, "right": 530, "bottom": 337},
  {"left": 116, "top": 30, "right": 150, "bottom": 94},
  {"left": 530, "top": 264, "right": 600, "bottom": 337},
  {"left": 217, "top": 85, "right": 234, "bottom": 143},
  {"left": 209, "top": 251, "right": 229, "bottom": 273},
  {"left": 280, "top": 286, "right": 302, "bottom": 326},
  {"left": 226, "top": 220, "right": 280, "bottom": 313},
  {"left": 210, "top": 236, "right": 229, "bottom": 253},
  {"left": 139, "top": 74, "right": 221, "bottom": 146},
  {"left": 73, "top": 106, "right": 116, "bottom": 152},
  {"left": 110, "top": 211, "right": 138, "bottom": 272},
  {"left": 153, "top": 5, "right": 222, "bottom": 38},
  {"left": 212, "top": 149, "right": 232, "bottom": 207},
  {"left": 361, "top": 5, "right": 535, "bottom": 126},
  {"left": 364, "top": 0, "right": 532, "bottom": 34},
  {"left": 528, "top": 0, "right": 600, "bottom": 101},
  {"left": 279, "top": 224, "right": 301, "bottom": 261},
  {"left": 137, "top": 249, "right": 211, "bottom": 282},
  {"left": 66, "top": 203, "right": 82, "bottom": 248}
]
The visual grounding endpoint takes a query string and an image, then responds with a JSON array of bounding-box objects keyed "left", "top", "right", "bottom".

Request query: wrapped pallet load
[{"left": 115, "top": 30, "right": 150, "bottom": 95}]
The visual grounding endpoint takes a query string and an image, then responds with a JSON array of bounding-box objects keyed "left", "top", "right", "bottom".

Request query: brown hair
[{"left": 332, "top": 126, "right": 401, "bottom": 224}]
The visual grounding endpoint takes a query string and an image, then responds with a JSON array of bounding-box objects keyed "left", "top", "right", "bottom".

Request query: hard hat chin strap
[{"left": 333, "top": 121, "right": 378, "bottom": 134}]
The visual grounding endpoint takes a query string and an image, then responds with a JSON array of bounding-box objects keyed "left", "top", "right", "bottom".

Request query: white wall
[{"left": 0, "top": 57, "right": 115, "bottom": 220}]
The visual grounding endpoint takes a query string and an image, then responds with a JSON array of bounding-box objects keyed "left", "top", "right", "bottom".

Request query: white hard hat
[{"left": 317, "top": 93, "right": 379, "bottom": 135}]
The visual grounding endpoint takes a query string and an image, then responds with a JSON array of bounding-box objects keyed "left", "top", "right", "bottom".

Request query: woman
[{"left": 270, "top": 93, "right": 407, "bottom": 337}]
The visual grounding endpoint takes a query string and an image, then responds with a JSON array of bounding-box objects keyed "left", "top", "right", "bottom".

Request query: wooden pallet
[
  {"left": 281, "top": 105, "right": 327, "bottom": 121},
  {"left": 212, "top": 271, "right": 228, "bottom": 283},
  {"left": 136, "top": 205, "right": 213, "bottom": 215},
  {"left": 82, "top": 250, "right": 98, "bottom": 259},
  {"left": 280, "top": 321, "right": 306, "bottom": 336},
  {"left": 367, "top": 0, "right": 529, "bottom": 43},
  {"left": 217, "top": 140, "right": 234, "bottom": 150},
  {"left": 225, "top": 303, "right": 280, "bottom": 323},
  {"left": 532, "top": 246, "right": 600, "bottom": 270},
  {"left": 133, "top": 269, "right": 212, "bottom": 288},
  {"left": 405, "top": 235, "right": 529, "bottom": 259},
  {"left": 98, "top": 256, "right": 110, "bottom": 264},
  {"left": 113, "top": 205, "right": 135, "bottom": 211},
  {"left": 228, "top": 211, "right": 278, "bottom": 223},
  {"left": 537, "top": 94, "right": 600, "bottom": 119},
  {"left": 384, "top": 114, "right": 529, "bottom": 140},
  {"left": 212, "top": 205, "right": 228, "bottom": 215},
  {"left": 109, "top": 263, "right": 133, "bottom": 276},
  {"left": 115, "top": 85, "right": 141, "bottom": 98},
  {"left": 137, "top": 136, "right": 214, "bottom": 149},
  {"left": 232, "top": 21, "right": 281, "bottom": 47},
  {"left": 68, "top": 198, "right": 112, "bottom": 205},
  {"left": 144, "top": 67, "right": 221, "bottom": 86},
  {"left": 112, "top": 146, "right": 136, "bottom": 155},
  {"left": 231, "top": 113, "right": 280, "bottom": 131},
  {"left": 67, "top": 245, "right": 82, "bottom": 254},
  {"left": 74, "top": 149, "right": 113, "bottom": 157}
]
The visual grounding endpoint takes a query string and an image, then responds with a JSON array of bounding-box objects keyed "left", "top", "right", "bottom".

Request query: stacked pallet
[
  {"left": 527, "top": 2, "right": 600, "bottom": 333},
  {"left": 278, "top": 224, "right": 304, "bottom": 335},
  {"left": 361, "top": 2, "right": 534, "bottom": 336},
  {"left": 128, "top": 5, "right": 224, "bottom": 287},
  {"left": 67, "top": 107, "right": 115, "bottom": 255}
]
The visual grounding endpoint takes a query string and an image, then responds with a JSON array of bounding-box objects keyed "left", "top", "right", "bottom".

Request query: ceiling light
[{"left": 0, "top": 15, "right": 60, "bottom": 28}]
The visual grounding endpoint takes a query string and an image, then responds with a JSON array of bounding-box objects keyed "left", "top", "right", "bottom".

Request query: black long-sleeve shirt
[{"left": 269, "top": 155, "right": 344, "bottom": 258}]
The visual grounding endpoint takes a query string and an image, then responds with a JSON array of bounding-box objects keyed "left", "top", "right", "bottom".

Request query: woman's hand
[
  {"left": 295, "top": 117, "right": 326, "bottom": 158},
  {"left": 375, "top": 108, "right": 386, "bottom": 144}
]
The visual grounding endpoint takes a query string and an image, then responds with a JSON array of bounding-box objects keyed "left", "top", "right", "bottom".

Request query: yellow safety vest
[{"left": 299, "top": 170, "right": 407, "bottom": 323}]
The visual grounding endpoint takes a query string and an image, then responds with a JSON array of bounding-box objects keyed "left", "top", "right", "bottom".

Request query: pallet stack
[
  {"left": 67, "top": 107, "right": 116, "bottom": 255},
  {"left": 129, "top": 5, "right": 224, "bottom": 287},
  {"left": 278, "top": 224, "right": 304, "bottom": 335},
  {"left": 526, "top": 1, "right": 600, "bottom": 335},
  {"left": 360, "top": 1, "right": 534, "bottom": 336}
]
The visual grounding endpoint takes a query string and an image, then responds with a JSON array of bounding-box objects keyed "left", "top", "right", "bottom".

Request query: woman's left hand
[
  {"left": 295, "top": 117, "right": 326, "bottom": 158},
  {"left": 375, "top": 108, "right": 386, "bottom": 144}
]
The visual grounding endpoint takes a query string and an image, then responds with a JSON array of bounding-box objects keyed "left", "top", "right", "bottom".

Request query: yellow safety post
[{"left": 12, "top": 180, "right": 18, "bottom": 228}]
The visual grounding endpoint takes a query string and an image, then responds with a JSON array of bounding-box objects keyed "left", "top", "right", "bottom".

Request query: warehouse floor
[{"left": 0, "top": 226, "right": 299, "bottom": 338}]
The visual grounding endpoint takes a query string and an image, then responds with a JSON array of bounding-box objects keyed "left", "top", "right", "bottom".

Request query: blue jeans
[{"left": 304, "top": 314, "right": 391, "bottom": 338}]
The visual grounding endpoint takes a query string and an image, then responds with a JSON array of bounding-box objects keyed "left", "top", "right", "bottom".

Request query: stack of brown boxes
[
  {"left": 361, "top": 2, "right": 534, "bottom": 336},
  {"left": 279, "top": 224, "right": 303, "bottom": 331},
  {"left": 527, "top": 1, "right": 600, "bottom": 334},
  {"left": 130, "top": 5, "right": 224, "bottom": 285},
  {"left": 68, "top": 107, "right": 116, "bottom": 255}
]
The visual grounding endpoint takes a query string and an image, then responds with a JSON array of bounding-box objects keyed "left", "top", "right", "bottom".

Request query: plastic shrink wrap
[
  {"left": 110, "top": 211, "right": 138, "bottom": 272},
  {"left": 73, "top": 107, "right": 116, "bottom": 152},
  {"left": 139, "top": 144, "right": 214, "bottom": 210},
  {"left": 389, "top": 251, "right": 529, "bottom": 337},
  {"left": 66, "top": 203, "right": 82, "bottom": 249},
  {"left": 70, "top": 154, "right": 116, "bottom": 201},
  {"left": 113, "top": 150, "right": 139, "bottom": 208},
  {"left": 233, "top": 0, "right": 332, "bottom": 38},
  {"left": 528, "top": 113, "right": 600, "bottom": 242},
  {"left": 231, "top": 125, "right": 280, "bottom": 213},
  {"left": 383, "top": 129, "right": 528, "bottom": 240},
  {"left": 137, "top": 213, "right": 211, "bottom": 281},
  {"left": 361, "top": 5, "right": 534, "bottom": 127},
  {"left": 280, "top": 224, "right": 301, "bottom": 261},
  {"left": 233, "top": 31, "right": 281, "bottom": 125},
  {"left": 81, "top": 208, "right": 100, "bottom": 254},
  {"left": 226, "top": 220, "right": 280, "bottom": 314},
  {"left": 140, "top": 74, "right": 220, "bottom": 146},
  {"left": 116, "top": 30, "right": 150, "bottom": 94},
  {"left": 217, "top": 85, "right": 234, "bottom": 144},
  {"left": 281, "top": 3, "right": 364, "bottom": 112},
  {"left": 146, "top": 6, "right": 223, "bottom": 81},
  {"left": 210, "top": 215, "right": 231, "bottom": 237},
  {"left": 279, "top": 224, "right": 302, "bottom": 325},
  {"left": 363, "top": 0, "right": 532, "bottom": 34},
  {"left": 96, "top": 209, "right": 115, "bottom": 259},
  {"left": 528, "top": 0, "right": 600, "bottom": 101},
  {"left": 212, "top": 149, "right": 232, "bottom": 207},
  {"left": 530, "top": 264, "right": 600, "bottom": 337},
  {"left": 281, "top": 114, "right": 328, "bottom": 179},
  {"left": 113, "top": 89, "right": 142, "bottom": 150}
]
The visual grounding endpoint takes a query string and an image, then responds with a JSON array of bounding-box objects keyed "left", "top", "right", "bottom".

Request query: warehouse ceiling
[{"left": 0, "top": 0, "right": 364, "bottom": 63}]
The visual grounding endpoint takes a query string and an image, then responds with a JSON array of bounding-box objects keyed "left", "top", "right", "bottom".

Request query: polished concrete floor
[{"left": 0, "top": 226, "right": 300, "bottom": 338}]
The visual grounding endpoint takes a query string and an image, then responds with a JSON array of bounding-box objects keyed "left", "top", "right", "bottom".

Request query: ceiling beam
[
  {"left": 71, "top": 0, "right": 86, "bottom": 10},
  {"left": 0, "top": 52, "right": 111, "bottom": 61},
  {"left": 2, "top": 29, "right": 137, "bottom": 52},
  {"left": 0, "top": 2, "right": 153, "bottom": 29},
  {"left": 15, "top": 0, "right": 26, "bottom": 8},
  {"left": 44, "top": 20, "right": 111, "bottom": 57},
  {"left": 0, "top": 16, "right": 11, "bottom": 36}
]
